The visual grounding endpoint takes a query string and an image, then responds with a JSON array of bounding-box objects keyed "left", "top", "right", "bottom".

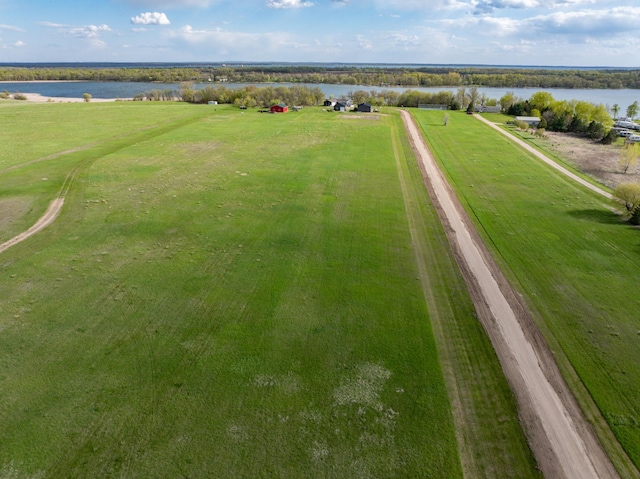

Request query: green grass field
[
  {"left": 0, "top": 102, "right": 540, "bottom": 478},
  {"left": 415, "top": 109, "right": 640, "bottom": 476}
]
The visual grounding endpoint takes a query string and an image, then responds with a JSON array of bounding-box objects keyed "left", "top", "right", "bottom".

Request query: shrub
[
  {"left": 613, "top": 182, "right": 640, "bottom": 213},
  {"left": 601, "top": 128, "right": 618, "bottom": 145},
  {"left": 13, "top": 92, "right": 27, "bottom": 100},
  {"left": 630, "top": 205, "right": 640, "bottom": 225},
  {"left": 82, "top": 93, "right": 92, "bottom": 102}
]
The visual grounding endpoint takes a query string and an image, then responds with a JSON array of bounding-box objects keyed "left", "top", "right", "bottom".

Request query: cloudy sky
[{"left": 1, "top": 0, "right": 639, "bottom": 66}]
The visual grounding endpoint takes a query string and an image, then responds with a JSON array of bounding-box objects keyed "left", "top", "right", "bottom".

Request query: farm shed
[
  {"left": 357, "top": 103, "right": 373, "bottom": 113},
  {"left": 515, "top": 116, "right": 541, "bottom": 127},
  {"left": 323, "top": 99, "right": 336, "bottom": 107},
  {"left": 270, "top": 103, "right": 289, "bottom": 113},
  {"left": 334, "top": 102, "right": 348, "bottom": 112}
]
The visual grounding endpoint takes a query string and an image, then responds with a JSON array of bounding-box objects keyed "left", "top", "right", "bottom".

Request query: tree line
[
  {"left": 2, "top": 65, "right": 640, "bottom": 89},
  {"left": 499, "top": 90, "right": 615, "bottom": 142},
  {"left": 144, "top": 84, "right": 460, "bottom": 110}
]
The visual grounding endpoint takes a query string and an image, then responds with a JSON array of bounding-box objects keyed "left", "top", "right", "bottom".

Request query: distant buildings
[{"left": 515, "top": 116, "right": 541, "bottom": 127}]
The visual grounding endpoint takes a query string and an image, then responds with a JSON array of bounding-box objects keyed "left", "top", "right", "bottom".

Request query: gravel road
[{"left": 400, "top": 110, "right": 618, "bottom": 479}]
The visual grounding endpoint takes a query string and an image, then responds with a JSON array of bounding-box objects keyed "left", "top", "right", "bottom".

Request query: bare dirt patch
[
  {"left": 0, "top": 197, "right": 34, "bottom": 232},
  {"left": 542, "top": 131, "right": 639, "bottom": 189},
  {"left": 339, "top": 114, "right": 380, "bottom": 120}
]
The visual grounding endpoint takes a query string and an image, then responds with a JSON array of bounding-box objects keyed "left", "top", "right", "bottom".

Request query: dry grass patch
[
  {"left": 543, "top": 131, "right": 640, "bottom": 188},
  {"left": 0, "top": 197, "right": 33, "bottom": 231}
]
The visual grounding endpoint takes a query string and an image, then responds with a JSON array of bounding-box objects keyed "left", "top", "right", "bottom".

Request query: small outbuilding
[
  {"left": 334, "top": 102, "right": 347, "bottom": 112},
  {"left": 324, "top": 99, "right": 336, "bottom": 107},
  {"left": 357, "top": 103, "right": 372, "bottom": 113},
  {"left": 515, "top": 116, "right": 541, "bottom": 127},
  {"left": 270, "top": 103, "right": 289, "bottom": 113}
]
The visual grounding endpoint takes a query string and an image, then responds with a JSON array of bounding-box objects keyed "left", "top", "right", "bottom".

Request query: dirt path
[
  {"left": 400, "top": 110, "right": 618, "bottom": 479},
  {"left": 0, "top": 198, "right": 64, "bottom": 254},
  {"left": 474, "top": 114, "right": 613, "bottom": 200}
]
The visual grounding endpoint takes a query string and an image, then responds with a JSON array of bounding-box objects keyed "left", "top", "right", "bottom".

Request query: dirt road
[
  {"left": 474, "top": 114, "right": 613, "bottom": 200},
  {"left": 400, "top": 110, "right": 618, "bottom": 478},
  {"left": 0, "top": 198, "right": 64, "bottom": 254}
]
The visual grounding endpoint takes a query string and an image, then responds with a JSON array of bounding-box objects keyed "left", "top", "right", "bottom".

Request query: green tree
[
  {"left": 601, "top": 128, "right": 617, "bottom": 145},
  {"left": 499, "top": 91, "right": 516, "bottom": 113},
  {"left": 592, "top": 104, "right": 613, "bottom": 129},
  {"left": 626, "top": 101, "right": 639, "bottom": 119},
  {"left": 630, "top": 206, "right": 640, "bottom": 225},
  {"left": 82, "top": 93, "right": 92, "bottom": 102},
  {"left": 619, "top": 143, "right": 640, "bottom": 174},
  {"left": 529, "top": 91, "right": 554, "bottom": 112},
  {"left": 613, "top": 182, "right": 640, "bottom": 213},
  {"left": 612, "top": 103, "right": 620, "bottom": 119},
  {"left": 467, "top": 86, "right": 479, "bottom": 112},
  {"left": 586, "top": 121, "right": 605, "bottom": 140}
]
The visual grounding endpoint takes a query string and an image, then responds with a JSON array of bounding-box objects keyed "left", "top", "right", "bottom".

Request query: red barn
[{"left": 270, "top": 103, "right": 288, "bottom": 113}]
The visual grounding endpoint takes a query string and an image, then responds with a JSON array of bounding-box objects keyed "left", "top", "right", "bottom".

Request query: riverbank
[
  {"left": 8, "top": 92, "right": 130, "bottom": 103},
  {"left": 1, "top": 80, "right": 638, "bottom": 106}
]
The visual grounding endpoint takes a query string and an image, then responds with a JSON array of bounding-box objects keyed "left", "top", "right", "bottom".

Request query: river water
[{"left": 1, "top": 80, "right": 639, "bottom": 107}]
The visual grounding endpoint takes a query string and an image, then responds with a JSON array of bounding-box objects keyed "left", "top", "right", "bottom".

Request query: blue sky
[{"left": 1, "top": 0, "right": 639, "bottom": 66}]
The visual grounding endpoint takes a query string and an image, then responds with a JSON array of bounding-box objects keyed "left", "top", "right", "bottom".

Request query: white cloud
[
  {"left": 473, "top": 0, "right": 594, "bottom": 14},
  {"left": 14, "top": 40, "right": 25, "bottom": 47},
  {"left": 441, "top": 15, "right": 520, "bottom": 35},
  {"left": 39, "top": 22, "right": 112, "bottom": 44},
  {"left": 124, "top": 0, "right": 216, "bottom": 7},
  {"left": 527, "top": 7, "right": 640, "bottom": 35},
  {"left": 374, "top": 0, "right": 443, "bottom": 10},
  {"left": 266, "top": 0, "right": 314, "bottom": 8},
  {"left": 131, "top": 12, "right": 171, "bottom": 25},
  {"left": 0, "top": 24, "right": 25, "bottom": 32},
  {"left": 172, "top": 25, "right": 291, "bottom": 49}
]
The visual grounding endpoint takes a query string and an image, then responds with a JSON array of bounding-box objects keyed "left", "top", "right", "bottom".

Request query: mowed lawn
[
  {"left": 0, "top": 102, "right": 539, "bottom": 478},
  {"left": 414, "top": 109, "right": 640, "bottom": 475}
]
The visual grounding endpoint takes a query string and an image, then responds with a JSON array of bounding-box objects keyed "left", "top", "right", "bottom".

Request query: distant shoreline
[
  {"left": 20, "top": 93, "right": 130, "bottom": 103},
  {"left": 0, "top": 80, "right": 84, "bottom": 83}
]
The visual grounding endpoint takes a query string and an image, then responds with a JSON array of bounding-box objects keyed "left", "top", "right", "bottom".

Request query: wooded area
[{"left": 1, "top": 65, "right": 639, "bottom": 89}]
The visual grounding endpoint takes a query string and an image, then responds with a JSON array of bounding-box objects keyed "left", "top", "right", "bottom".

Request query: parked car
[
  {"left": 618, "top": 129, "right": 634, "bottom": 137},
  {"left": 628, "top": 134, "right": 640, "bottom": 142}
]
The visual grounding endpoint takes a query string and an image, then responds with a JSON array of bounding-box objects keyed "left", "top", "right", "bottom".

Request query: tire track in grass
[
  {"left": 400, "top": 109, "right": 618, "bottom": 479},
  {"left": 0, "top": 111, "right": 208, "bottom": 256}
]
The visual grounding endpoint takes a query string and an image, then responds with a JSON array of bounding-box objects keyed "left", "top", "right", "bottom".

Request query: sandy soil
[
  {"left": 0, "top": 198, "right": 64, "bottom": 254},
  {"left": 400, "top": 110, "right": 619, "bottom": 479}
]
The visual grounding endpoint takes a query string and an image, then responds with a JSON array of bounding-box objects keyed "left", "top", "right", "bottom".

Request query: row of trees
[
  {"left": 499, "top": 90, "right": 614, "bottom": 141},
  {"left": 177, "top": 84, "right": 325, "bottom": 108},
  {"left": 2, "top": 65, "right": 640, "bottom": 89}
]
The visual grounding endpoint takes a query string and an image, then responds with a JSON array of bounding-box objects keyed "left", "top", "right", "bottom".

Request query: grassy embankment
[
  {"left": 414, "top": 109, "right": 640, "bottom": 477},
  {"left": 1, "top": 102, "right": 537, "bottom": 478}
]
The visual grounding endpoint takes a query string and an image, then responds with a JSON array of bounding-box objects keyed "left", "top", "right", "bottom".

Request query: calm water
[{"left": 1, "top": 80, "right": 639, "bottom": 107}]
